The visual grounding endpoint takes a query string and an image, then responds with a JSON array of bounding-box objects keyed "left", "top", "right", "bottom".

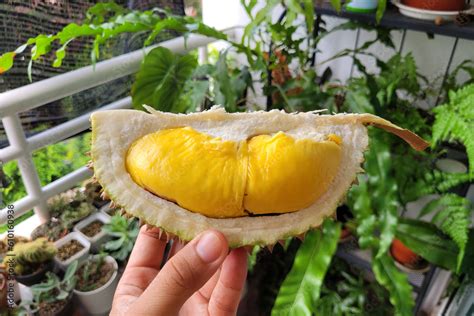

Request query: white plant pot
[
  {"left": 74, "top": 255, "right": 119, "bottom": 316},
  {"left": 346, "top": 0, "right": 378, "bottom": 11},
  {"left": 74, "top": 213, "right": 111, "bottom": 251},
  {"left": 99, "top": 203, "right": 116, "bottom": 218},
  {"left": 435, "top": 158, "right": 468, "bottom": 174},
  {"left": 54, "top": 232, "right": 90, "bottom": 271}
]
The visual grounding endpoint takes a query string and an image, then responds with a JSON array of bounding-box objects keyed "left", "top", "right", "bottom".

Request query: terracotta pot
[
  {"left": 401, "top": 0, "right": 466, "bottom": 11},
  {"left": 390, "top": 239, "right": 429, "bottom": 273}
]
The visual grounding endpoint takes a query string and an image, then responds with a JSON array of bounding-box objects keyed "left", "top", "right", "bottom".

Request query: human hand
[{"left": 111, "top": 226, "right": 248, "bottom": 316}]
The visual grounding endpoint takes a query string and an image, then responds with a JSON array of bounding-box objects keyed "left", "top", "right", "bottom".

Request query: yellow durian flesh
[
  {"left": 245, "top": 132, "right": 342, "bottom": 214},
  {"left": 125, "top": 127, "right": 342, "bottom": 218},
  {"left": 126, "top": 127, "right": 248, "bottom": 218}
]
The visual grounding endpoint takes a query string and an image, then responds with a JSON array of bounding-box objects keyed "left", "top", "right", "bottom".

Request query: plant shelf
[{"left": 315, "top": 3, "right": 474, "bottom": 41}]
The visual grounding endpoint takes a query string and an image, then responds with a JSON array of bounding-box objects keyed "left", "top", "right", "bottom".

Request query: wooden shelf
[{"left": 315, "top": 3, "right": 474, "bottom": 41}]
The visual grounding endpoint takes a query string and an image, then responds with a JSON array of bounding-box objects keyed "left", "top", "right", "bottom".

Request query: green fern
[
  {"left": 433, "top": 84, "right": 474, "bottom": 178},
  {"left": 427, "top": 170, "right": 473, "bottom": 193},
  {"left": 419, "top": 194, "right": 472, "bottom": 271}
]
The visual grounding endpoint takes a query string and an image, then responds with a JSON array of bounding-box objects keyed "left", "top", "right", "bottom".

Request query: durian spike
[
  {"left": 86, "top": 161, "right": 94, "bottom": 170},
  {"left": 278, "top": 240, "right": 285, "bottom": 247},
  {"left": 120, "top": 209, "right": 126, "bottom": 216},
  {"left": 145, "top": 224, "right": 153, "bottom": 231},
  {"left": 109, "top": 201, "right": 117, "bottom": 209},
  {"left": 296, "top": 233, "right": 306, "bottom": 242},
  {"left": 91, "top": 176, "right": 98, "bottom": 183},
  {"left": 353, "top": 177, "right": 359, "bottom": 185},
  {"left": 244, "top": 246, "right": 253, "bottom": 254},
  {"left": 85, "top": 151, "right": 91, "bottom": 157},
  {"left": 267, "top": 244, "right": 274, "bottom": 253},
  {"left": 158, "top": 229, "right": 164, "bottom": 240},
  {"left": 165, "top": 232, "right": 173, "bottom": 243},
  {"left": 100, "top": 191, "right": 110, "bottom": 200},
  {"left": 139, "top": 219, "right": 145, "bottom": 227}
]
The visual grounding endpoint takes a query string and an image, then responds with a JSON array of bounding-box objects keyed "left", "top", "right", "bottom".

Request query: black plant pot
[{"left": 15, "top": 260, "right": 54, "bottom": 287}]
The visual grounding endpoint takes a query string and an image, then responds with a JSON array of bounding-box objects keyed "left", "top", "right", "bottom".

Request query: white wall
[{"left": 202, "top": 0, "right": 474, "bottom": 108}]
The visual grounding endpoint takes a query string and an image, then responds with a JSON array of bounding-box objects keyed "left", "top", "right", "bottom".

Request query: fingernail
[{"left": 196, "top": 232, "right": 222, "bottom": 263}]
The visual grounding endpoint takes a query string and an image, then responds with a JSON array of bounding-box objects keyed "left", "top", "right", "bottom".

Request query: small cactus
[{"left": 3, "top": 238, "right": 57, "bottom": 275}]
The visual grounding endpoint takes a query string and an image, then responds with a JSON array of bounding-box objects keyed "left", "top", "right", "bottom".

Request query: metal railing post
[{"left": 2, "top": 115, "right": 49, "bottom": 222}]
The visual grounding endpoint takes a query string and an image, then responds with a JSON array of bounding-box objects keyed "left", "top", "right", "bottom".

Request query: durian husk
[{"left": 90, "top": 107, "right": 428, "bottom": 247}]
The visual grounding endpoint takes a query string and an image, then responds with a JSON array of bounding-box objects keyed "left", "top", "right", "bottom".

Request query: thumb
[{"left": 132, "top": 230, "right": 228, "bottom": 315}]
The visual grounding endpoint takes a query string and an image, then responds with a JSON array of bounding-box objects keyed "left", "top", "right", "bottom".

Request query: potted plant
[
  {"left": 31, "top": 219, "right": 69, "bottom": 242},
  {"left": 390, "top": 238, "right": 430, "bottom": 273},
  {"left": 102, "top": 215, "right": 139, "bottom": 265},
  {"left": 2, "top": 238, "right": 57, "bottom": 286},
  {"left": 31, "top": 190, "right": 95, "bottom": 242},
  {"left": 17, "top": 261, "right": 77, "bottom": 316},
  {"left": 0, "top": 236, "right": 29, "bottom": 261},
  {"left": 401, "top": 0, "right": 466, "bottom": 11},
  {"left": 54, "top": 232, "right": 90, "bottom": 271},
  {"left": 73, "top": 254, "right": 119, "bottom": 315},
  {"left": 74, "top": 213, "right": 111, "bottom": 252}
]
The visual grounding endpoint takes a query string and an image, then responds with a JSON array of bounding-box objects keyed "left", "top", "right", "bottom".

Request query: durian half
[{"left": 90, "top": 107, "right": 428, "bottom": 247}]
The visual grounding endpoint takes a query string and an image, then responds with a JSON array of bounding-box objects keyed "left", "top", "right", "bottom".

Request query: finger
[
  {"left": 112, "top": 226, "right": 167, "bottom": 314},
  {"left": 132, "top": 230, "right": 228, "bottom": 315},
  {"left": 208, "top": 248, "right": 248, "bottom": 316},
  {"left": 127, "top": 225, "right": 167, "bottom": 270}
]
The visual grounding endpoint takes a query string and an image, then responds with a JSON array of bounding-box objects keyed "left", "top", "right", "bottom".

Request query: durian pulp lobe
[
  {"left": 245, "top": 132, "right": 342, "bottom": 214},
  {"left": 125, "top": 127, "right": 342, "bottom": 218},
  {"left": 126, "top": 127, "right": 248, "bottom": 218}
]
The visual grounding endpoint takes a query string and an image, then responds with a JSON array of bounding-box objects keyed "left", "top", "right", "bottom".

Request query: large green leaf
[
  {"left": 395, "top": 218, "right": 458, "bottom": 271},
  {"left": 372, "top": 254, "right": 414, "bottom": 316},
  {"left": 272, "top": 219, "right": 341, "bottom": 316},
  {"left": 0, "top": 52, "right": 15, "bottom": 74},
  {"left": 131, "top": 47, "right": 197, "bottom": 111}
]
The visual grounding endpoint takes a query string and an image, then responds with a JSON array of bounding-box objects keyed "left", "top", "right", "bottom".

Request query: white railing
[{"left": 0, "top": 31, "right": 233, "bottom": 224}]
